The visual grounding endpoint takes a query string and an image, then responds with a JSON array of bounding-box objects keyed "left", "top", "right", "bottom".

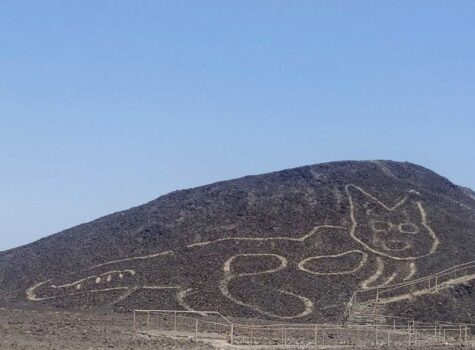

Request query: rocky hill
[{"left": 1, "top": 160, "right": 474, "bottom": 322}]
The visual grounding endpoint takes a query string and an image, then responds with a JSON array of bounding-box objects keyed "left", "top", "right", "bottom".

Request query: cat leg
[
  {"left": 219, "top": 253, "right": 314, "bottom": 319},
  {"left": 360, "top": 258, "right": 417, "bottom": 290},
  {"left": 360, "top": 257, "right": 386, "bottom": 290}
]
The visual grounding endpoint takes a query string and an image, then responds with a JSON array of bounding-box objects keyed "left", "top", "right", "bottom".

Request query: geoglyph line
[
  {"left": 404, "top": 262, "right": 417, "bottom": 281},
  {"left": 347, "top": 184, "right": 439, "bottom": 261},
  {"left": 219, "top": 253, "right": 314, "bottom": 319},
  {"left": 177, "top": 288, "right": 208, "bottom": 316},
  {"left": 186, "top": 225, "right": 346, "bottom": 248},
  {"left": 27, "top": 283, "right": 181, "bottom": 302},
  {"left": 360, "top": 258, "right": 384, "bottom": 290},
  {"left": 52, "top": 270, "right": 136, "bottom": 289},
  {"left": 298, "top": 250, "right": 368, "bottom": 276},
  {"left": 26, "top": 184, "right": 444, "bottom": 319},
  {"left": 89, "top": 251, "right": 173, "bottom": 270},
  {"left": 379, "top": 272, "right": 398, "bottom": 287}
]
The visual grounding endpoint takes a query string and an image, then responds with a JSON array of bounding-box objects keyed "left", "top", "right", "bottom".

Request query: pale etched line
[
  {"left": 417, "top": 202, "right": 440, "bottom": 255},
  {"left": 52, "top": 270, "right": 136, "bottom": 289},
  {"left": 347, "top": 184, "right": 410, "bottom": 211},
  {"left": 223, "top": 253, "right": 288, "bottom": 275},
  {"left": 28, "top": 282, "right": 180, "bottom": 302},
  {"left": 27, "top": 281, "right": 133, "bottom": 302},
  {"left": 219, "top": 254, "right": 313, "bottom": 319},
  {"left": 28, "top": 222, "right": 345, "bottom": 304},
  {"left": 27, "top": 280, "right": 53, "bottom": 301},
  {"left": 27, "top": 183, "right": 441, "bottom": 319},
  {"left": 360, "top": 257, "right": 384, "bottom": 290},
  {"left": 176, "top": 288, "right": 207, "bottom": 316},
  {"left": 90, "top": 250, "right": 173, "bottom": 269},
  {"left": 404, "top": 262, "right": 417, "bottom": 281},
  {"left": 186, "top": 225, "right": 346, "bottom": 248},
  {"left": 109, "top": 287, "right": 137, "bottom": 306},
  {"left": 380, "top": 240, "right": 411, "bottom": 252},
  {"left": 298, "top": 250, "right": 368, "bottom": 276},
  {"left": 347, "top": 184, "right": 439, "bottom": 261},
  {"left": 379, "top": 272, "right": 398, "bottom": 287},
  {"left": 142, "top": 285, "right": 181, "bottom": 290}
]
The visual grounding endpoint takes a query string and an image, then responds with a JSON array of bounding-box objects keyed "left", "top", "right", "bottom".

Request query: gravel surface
[
  {"left": 0, "top": 307, "right": 472, "bottom": 349},
  {"left": 0, "top": 308, "right": 213, "bottom": 350}
]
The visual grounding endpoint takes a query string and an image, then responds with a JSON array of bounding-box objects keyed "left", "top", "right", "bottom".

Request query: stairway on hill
[{"left": 347, "top": 301, "right": 387, "bottom": 325}]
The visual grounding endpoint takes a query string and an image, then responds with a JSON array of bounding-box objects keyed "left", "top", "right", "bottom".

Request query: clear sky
[{"left": 1, "top": 1, "right": 474, "bottom": 251}]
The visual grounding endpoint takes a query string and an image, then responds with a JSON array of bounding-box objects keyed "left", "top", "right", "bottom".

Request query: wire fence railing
[
  {"left": 132, "top": 262, "right": 475, "bottom": 347},
  {"left": 133, "top": 310, "right": 473, "bottom": 348},
  {"left": 350, "top": 260, "right": 475, "bottom": 308}
]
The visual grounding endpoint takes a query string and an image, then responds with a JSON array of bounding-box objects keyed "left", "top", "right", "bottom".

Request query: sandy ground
[
  {"left": 0, "top": 307, "right": 472, "bottom": 350},
  {"left": 0, "top": 307, "right": 213, "bottom": 350}
]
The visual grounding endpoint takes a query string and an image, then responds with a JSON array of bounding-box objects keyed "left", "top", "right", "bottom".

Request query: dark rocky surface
[
  {"left": 0, "top": 160, "right": 474, "bottom": 323},
  {"left": 387, "top": 279, "right": 475, "bottom": 324}
]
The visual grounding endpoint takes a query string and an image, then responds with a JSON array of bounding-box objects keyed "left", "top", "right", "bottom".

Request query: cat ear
[
  {"left": 346, "top": 185, "right": 388, "bottom": 213},
  {"left": 346, "top": 185, "right": 419, "bottom": 212},
  {"left": 398, "top": 191, "right": 425, "bottom": 218}
]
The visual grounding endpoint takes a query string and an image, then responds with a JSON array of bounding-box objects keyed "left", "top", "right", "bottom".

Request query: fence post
[
  {"left": 314, "top": 325, "right": 318, "bottom": 348},
  {"left": 284, "top": 328, "right": 287, "bottom": 348},
  {"left": 460, "top": 324, "right": 462, "bottom": 343},
  {"left": 230, "top": 324, "right": 234, "bottom": 345},
  {"left": 195, "top": 319, "right": 198, "bottom": 341},
  {"left": 133, "top": 310, "right": 136, "bottom": 333},
  {"left": 147, "top": 311, "right": 150, "bottom": 330},
  {"left": 374, "top": 288, "right": 380, "bottom": 325},
  {"left": 356, "top": 325, "right": 359, "bottom": 347},
  {"left": 250, "top": 327, "right": 254, "bottom": 347},
  {"left": 173, "top": 311, "right": 177, "bottom": 339}
]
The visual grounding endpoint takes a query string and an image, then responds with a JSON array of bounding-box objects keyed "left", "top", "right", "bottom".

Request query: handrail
[
  {"left": 351, "top": 260, "right": 475, "bottom": 305},
  {"left": 362, "top": 260, "right": 475, "bottom": 293},
  {"left": 134, "top": 309, "right": 472, "bottom": 333},
  {"left": 344, "top": 260, "right": 475, "bottom": 328}
]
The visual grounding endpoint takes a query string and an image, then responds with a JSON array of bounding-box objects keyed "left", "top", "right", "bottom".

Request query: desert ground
[
  {"left": 1, "top": 306, "right": 472, "bottom": 350},
  {"left": 0, "top": 307, "right": 213, "bottom": 350}
]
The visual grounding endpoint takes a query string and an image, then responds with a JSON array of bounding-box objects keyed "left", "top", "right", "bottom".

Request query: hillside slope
[{"left": 1, "top": 160, "right": 474, "bottom": 322}]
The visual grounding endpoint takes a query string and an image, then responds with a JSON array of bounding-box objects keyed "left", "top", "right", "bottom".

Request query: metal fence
[
  {"left": 133, "top": 310, "right": 472, "bottom": 348},
  {"left": 350, "top": 261, "right": 475, "bottom": 308}
]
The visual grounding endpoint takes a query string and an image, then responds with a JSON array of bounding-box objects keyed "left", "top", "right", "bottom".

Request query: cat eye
[
  {"left": 370, "top": 221, "right": 392, "bottom": 231},
  {"left": 398, "top": 223, "right": 419, "bottom": 234}
]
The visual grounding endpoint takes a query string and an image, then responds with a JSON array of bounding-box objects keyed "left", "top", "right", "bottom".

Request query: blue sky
[{"left": 1, "top": 1, "right": 474, "bottom": 251}]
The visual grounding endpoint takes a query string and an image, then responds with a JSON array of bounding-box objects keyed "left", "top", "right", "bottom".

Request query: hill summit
[{"left": 1, "top": 160, "right": 474, "bottom": 322}]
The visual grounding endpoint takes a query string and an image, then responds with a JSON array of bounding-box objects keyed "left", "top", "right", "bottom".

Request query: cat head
[{"left": 346, "top": 185, "right": 439, "bottom": 260}]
